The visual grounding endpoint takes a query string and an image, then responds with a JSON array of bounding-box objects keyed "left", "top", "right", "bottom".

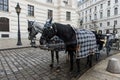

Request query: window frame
[
  {"left": 107, "top": 10, "right": 110, "bottom": 17},
  {"left": 115, "top": 0, "right": 118, "bottom": 3},
  {"left": 100, "top": 12, "right": 103, "bottom": 19},
  {"left": 100, "top": 4, "right": 103, "bottom": 9},
  {"left": 28, "top": 4, "right": 34, "bottom": 17},
  {"left": 0, "top": 0, "right": 9, "bottom": 12},
  {"left": 114, "top": 7, "right": 118, "bottom": 15},
  {"left": 100, "top": 23, "right": 102, "bottom": 27},
  {"left": 47, "top": 9, "right": 53, "bottom": 19},
  {"left": 66, "top": 11, "right": 71, "bottom": 21},
  {"left": 108, "top": 1, "right": 110, "bottom": 6},
  {"left": 114, "top": 20, "right": 117, "bottom": 25},
  {"left": 107, "top": 22, "right": 110, "bottom": 26}
]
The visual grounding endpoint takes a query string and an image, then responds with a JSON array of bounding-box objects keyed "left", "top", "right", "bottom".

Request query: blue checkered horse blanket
[{"left": 73, "top": 28, "right": 98, "bottom": 59}]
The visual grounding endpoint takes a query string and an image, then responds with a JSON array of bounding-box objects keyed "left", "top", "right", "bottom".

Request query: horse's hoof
[
  {"left": 49, "top": 64, "right": 53, "bottom": 68},
  {"left": 56, "top": 66, "right": 61, "bottom": 72},
  {"left": 56, "top": 69, "right": 60, "bottom": 72}
]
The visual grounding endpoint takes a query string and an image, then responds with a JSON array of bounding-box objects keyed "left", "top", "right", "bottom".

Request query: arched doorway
[{"left": 0, "top": 17, "right": 9, "bottom": 32}]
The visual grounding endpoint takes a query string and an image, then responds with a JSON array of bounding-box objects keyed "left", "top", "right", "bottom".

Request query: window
[
  {"left": 28, "top": 5, "right": 34, "bottom": 16},
  {"left": 48, "top": 9, "right": 53, "bottom": 19},
  {"left": 100, "top": 12, "right": 103, "bottom": 19},
  {"left": 108, "top": 1, "right": 110, "bottom": 6},
  {"left": 100, "top": 23, "right": 102, "bottom": 27},
  {"left": 107, "top": 22, "right": 110, "bottom": 26},
  {"left": 100, "top": 4, "right": 103, "bottom": 9},
  {"left": 47, "top": 0, "right": 52, "bottom": 3},
  {"left": 94, "top": 14, "right": 97, "bottom": 20},
  {"left": 115, "top": 0, "right": 118, "bottom": 3},
  {"left": 114, "top": 8, "right": 118, "bottom": 15},
  {"left": 107, "top": 10, "right": 110, "bottom": 17},
  {"left": 95, "top": 6, "right": 97, "bottom": 11},
  {"left": 89, "top": 15, "right": 91, "bottom": 21},
  {"left": 82, "top": 12, "right": 84, "bottom": 16},
  {"left": 90, "top": 8, "right": 91, "bottom": 13},
  {"left": 66, "top": 11, "right": 71, "bottom": 21},
  {"left": 0, "top": 0, "right": 8, "bottom": 11},
  {"left": 86, "top": 10, "right": 87, "bottom": 15},
  {"left": 0, "top": 17, "right": 9, "bottom": 32},
  {"left": 114, "top": 20, "right": 117, "bottom": 25},
  {"left": 85, "top": 17, "right": 87, "bottom": 22}
]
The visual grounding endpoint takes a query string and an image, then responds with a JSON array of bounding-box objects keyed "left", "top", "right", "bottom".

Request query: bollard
[{"left": 106, "top": 58, "right": 120, "bottom": 74}]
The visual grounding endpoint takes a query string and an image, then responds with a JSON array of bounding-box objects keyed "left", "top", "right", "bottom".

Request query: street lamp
[{"left": 15, "top": 3, "right": 22, "bottom": 45}]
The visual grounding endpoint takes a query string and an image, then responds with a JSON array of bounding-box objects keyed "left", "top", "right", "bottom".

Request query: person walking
[{"left": 105, "top": 30, "right": 113, "bottom": 56}]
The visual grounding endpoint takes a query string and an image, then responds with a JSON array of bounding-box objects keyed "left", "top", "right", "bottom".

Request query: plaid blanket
[{"left": 73, "top": 28, "right": 98, "bottom": 59}]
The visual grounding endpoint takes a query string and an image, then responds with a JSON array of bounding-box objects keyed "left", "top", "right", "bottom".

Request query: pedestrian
[
  {"left": 105, "top": 30, "right": 113, "bottom": 56},
  {"left": 97, "top": 30, "right": 105, "bottom": 51}
]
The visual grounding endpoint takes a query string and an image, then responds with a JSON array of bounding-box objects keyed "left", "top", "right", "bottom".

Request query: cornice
[{"left": 25, "top": 0, "right": 76, "bottom": 10}]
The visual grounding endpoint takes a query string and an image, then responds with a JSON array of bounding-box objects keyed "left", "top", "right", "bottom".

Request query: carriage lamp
[{"left": 15, "top": 3, "right": 22, "bottom": 45}]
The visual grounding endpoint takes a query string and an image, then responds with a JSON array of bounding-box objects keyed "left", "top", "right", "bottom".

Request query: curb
[{"left": 0, "top": 46, "right": 32, "bottom": 51}]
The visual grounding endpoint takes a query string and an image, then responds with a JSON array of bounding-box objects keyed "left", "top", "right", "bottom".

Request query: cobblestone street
[
  {"left": 0, "top": 48, "right": 79, "bottom": 80},
  {"left": 0, "top": 47, "right": 119, "bottom": 80}
]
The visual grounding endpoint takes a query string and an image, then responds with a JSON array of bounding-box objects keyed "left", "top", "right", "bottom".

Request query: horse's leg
[
  {"left": 69, "top": 51, "right": 74, "bottom": 71},
  {"left": 56, "top": 51, "right": 59, "bottom": 64},
  {"left": 86, "top": 56, "right": 89, "bottom": 66},
  {"left": 50, "top": 50, "right": 54, "bottom": 68},
  {"left": 56, "top": 51, "right": 60, "bottom": 71},
  {"left": 76, "top": 59, "right": 80, "bottom": 72},
  {"left": 96, "top": 45, "right": 100, "bottom": 61},
  {"left": 89, "top": 54, "right": 93, "bottom": 67},
  {"left": 95, "top": 52, "right": 100, "bottom": 61}
]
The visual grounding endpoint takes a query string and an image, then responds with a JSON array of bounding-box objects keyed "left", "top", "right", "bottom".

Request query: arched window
[
  {"left": 0, "top": 17, "right": 9, "bottom": 32},
  {"left": 107, "top": 10, "right": 110, "bottom": 17},
  {"left": 114, "top": 8, "right": 118, "bottom": 15}
]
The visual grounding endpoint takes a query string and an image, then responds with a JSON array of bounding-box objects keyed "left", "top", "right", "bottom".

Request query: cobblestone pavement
[{"left": 0, "top": 48, "right": 119, "bottom": 80}]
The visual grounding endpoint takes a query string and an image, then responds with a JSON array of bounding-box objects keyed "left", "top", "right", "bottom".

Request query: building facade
[
  {"left": 78, "top": 0, "right": 120, "bottom": 35},
  {"left": 0, "top": 0, "right": 77, "bottom": 38}
]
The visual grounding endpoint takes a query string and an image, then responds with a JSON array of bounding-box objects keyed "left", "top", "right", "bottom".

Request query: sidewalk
[
  {"left": 0, "top": 38, "right": 39, "bottom": 50},
  {"left": 78, "top": 53, "right": 120, "bottom": 80}
]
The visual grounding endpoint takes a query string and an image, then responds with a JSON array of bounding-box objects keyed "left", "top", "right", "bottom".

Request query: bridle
[{"left": 42, "top": 23, "right": 57, "bottom": 41}]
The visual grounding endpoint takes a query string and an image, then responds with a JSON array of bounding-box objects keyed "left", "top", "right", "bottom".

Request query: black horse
[{"left": 40, "top": 18, "right": 97, "bottom": 72}]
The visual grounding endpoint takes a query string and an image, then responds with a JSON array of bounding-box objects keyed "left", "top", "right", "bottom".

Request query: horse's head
[
  {"left": 28, "top": 20, "right": 38, "bottom": 40},
  {"left": 41, "top": 18, "right": 57, "bottom": 43}
]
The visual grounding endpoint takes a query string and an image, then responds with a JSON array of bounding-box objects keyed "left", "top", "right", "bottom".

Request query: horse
[
  {"left": 40, "top": 18, "right": 98, "bottom": 72},
  {"left": 28, "top": 20, "right": 65, "bottom": 70}
]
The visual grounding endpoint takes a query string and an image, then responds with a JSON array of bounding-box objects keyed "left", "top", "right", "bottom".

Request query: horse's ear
[{"left": 49, "top": 17, "right": 52, "bottom": 24}]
